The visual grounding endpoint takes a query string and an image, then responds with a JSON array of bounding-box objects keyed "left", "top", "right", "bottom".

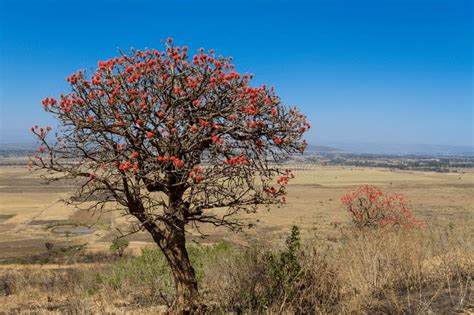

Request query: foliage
[
  {"left": 109, "top": 239, "right": 129, "bottom": 257},
  {"left": 205, "top": 226, "right": 311, "bottom": 312},
  {"left": 266, "top": 225, "right": 301, "bottom": 288},
  {"left": 340, "top": 185, "right": 424, "bottom": 229}
]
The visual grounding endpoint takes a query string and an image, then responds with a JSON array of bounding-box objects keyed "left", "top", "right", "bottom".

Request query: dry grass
[
  {"left": 334, "top": 227, "right": 473, "bottom": 313},
  {"left": 1, "top": 225, "right": 472, "bottom": 314}
]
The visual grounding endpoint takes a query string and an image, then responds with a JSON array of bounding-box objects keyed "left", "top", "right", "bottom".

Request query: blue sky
[{"left": 0, "top": 0, "right": 472, "bottom": 146}]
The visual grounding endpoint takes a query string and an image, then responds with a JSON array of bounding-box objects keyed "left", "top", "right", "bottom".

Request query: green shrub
[
  {"left": 208, "top": 226, "right": 311, "bottom": 312},
  {"left": 109, "top": 239, "right": 129, "bottom": 257},
  {"left": 266, "top": 225, "right": 301, "bottom": 286}
]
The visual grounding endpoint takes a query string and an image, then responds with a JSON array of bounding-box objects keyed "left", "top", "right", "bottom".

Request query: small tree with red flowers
[
  {"left": 340, "top": 185, "right": 424, "bottom": 229},
  {"left": 30, "top": 39, "right": 309, "bottom": 309}
]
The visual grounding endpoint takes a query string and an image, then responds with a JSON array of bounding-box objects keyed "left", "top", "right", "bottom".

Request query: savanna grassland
[{"left": 0, "top": 163, "right": 473, "bottom": 313}]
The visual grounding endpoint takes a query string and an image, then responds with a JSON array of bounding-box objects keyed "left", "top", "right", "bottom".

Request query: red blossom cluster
[
  {"left": 188, "top": 166, "right": 204, "bottom": 183},
  {"left": 31, "top": 38, "right": 309, "bottom": 228},
  {"left": 276, "top": 175, "right": 289, "bottom": 185},
  {"left": 340, "top": 185, "right": 424, "bottom": 229},
  {"left": 30, "top": 125, "right": 52, "bottom": 143},
  {"left": 223, "top": 155, "right": 248, "bottom": 165},
  {"left": 118, "top": 160, "right": 139, "bottom": 172},
  {"left": 41, "top": 97, "right": 56, "bottom": 108}
]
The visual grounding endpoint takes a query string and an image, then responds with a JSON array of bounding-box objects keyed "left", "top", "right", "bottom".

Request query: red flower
[
  {"left": 131, "top": 151, "right": 139, "bottom": 159},
  {"left": 191, "top": 125, "right": 199, "bottom": 132},
  {"left": 277, "top": 176, "right": 289, "bottom": 185},
  {"left": 224, "top": 155, "right": 248, "bottom": 165},
  {"left": 173, "top": 159, "right": 184, "bottom": 168},
  {"left": 199, "top": 119, "right": 209, "bottom": 128},
  {"left": 146, "top": 131, "right": 154, "bottom": 139},
  {"left": 42, "top": 98, "right": 49, "bottom": 107},
  {"left": 273, "top": 137, "right": 283, "bottom": 145}
]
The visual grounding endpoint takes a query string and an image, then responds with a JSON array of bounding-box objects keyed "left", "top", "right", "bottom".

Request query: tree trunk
[{"left": 150, "top": 225, "right": 199, "bottom": 311}]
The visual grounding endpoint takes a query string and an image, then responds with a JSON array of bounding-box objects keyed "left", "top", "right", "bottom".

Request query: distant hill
[
  {"left": 1, "top": 142, "right": 473, "bottom": 157},
  {"left": 305, "top": 145, "right": 343, "bottom": 153},
  {"left": 313, "top": 142, "right": 474, "bottom": 157}
]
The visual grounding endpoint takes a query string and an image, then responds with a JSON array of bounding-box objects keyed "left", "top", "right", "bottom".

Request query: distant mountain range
[
  {"left": 308, "top": 142, "right": 474, "bottom": 156},
  {"left": 1, "top": 142, "right": 473, "bottom": 157}
]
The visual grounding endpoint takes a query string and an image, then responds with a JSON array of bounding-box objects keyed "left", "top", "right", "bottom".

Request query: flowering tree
[
  {"left": 30, "top": 39, "right": 309, "bottom": 308},
  {"left": 340, "top": 185, "right": 424, "bottom": 229}
]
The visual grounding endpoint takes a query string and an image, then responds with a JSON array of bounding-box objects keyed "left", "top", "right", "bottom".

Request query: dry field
[
  {"left": 0, "top": 163, "right": 473, "bottom": 313},
  {"left": 0, "top": 164, "right": 472, "bottom": 257}
]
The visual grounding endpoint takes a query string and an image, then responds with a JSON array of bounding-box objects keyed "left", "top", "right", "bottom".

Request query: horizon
[
  {"left": 1, "top": 0, "right": 472, "bottom": 147},
  {"left": 1, "top": 140, "right": 473, "bottom": 157}
]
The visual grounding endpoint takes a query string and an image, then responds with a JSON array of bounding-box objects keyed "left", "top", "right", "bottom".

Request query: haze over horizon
[{"left": 1, "top": 0, "right": 472, "bottom": 147}]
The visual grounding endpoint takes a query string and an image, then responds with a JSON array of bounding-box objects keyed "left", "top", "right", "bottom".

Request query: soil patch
[
  {"left": 51, "top": 225, "right": 96, "bottom": 236},
  {"left": 29, "top": 219, "right": 61, "bottom": 226},
  {"left": 0, "top": 214, "right": 15, "bottom": 221}
]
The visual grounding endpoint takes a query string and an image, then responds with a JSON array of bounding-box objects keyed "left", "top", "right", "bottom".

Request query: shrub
[
  {"left": 206, "top": 226, "right": 342, "bottom": 313},
  {"left": 266, "top": 225, "right": 301, "bottom": 290},
  {"left": 340, "top": 185, "right": 424, "bottom": 229},
  {"left": 109, "top": 239, "right": 129, "bottom": 257}
]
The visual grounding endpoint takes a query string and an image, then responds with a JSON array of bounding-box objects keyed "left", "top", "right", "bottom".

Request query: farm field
[{"left": 0, "top": 164, "right": 473, "bottom": 259}]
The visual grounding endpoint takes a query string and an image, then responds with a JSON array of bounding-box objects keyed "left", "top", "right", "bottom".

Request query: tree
[
  {"left": 340, "top": 185, "right": 424, "bottom": 229},
  {"left": 30, "top": 38, "right": 310, "bottom": 309}
]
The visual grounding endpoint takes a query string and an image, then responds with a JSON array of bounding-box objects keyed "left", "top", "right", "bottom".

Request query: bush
[
  {"left": 206, "top": 226, "right": 342, "bottom": 313},
  {"left": 340, "top": 185, "right": 424, "bottom": 229},
  {"left": 265, "top": 225, "right": 301, "bottom": 293},
  {"left": 110, "top": 239, "right": 129, "bottom": 257}
]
